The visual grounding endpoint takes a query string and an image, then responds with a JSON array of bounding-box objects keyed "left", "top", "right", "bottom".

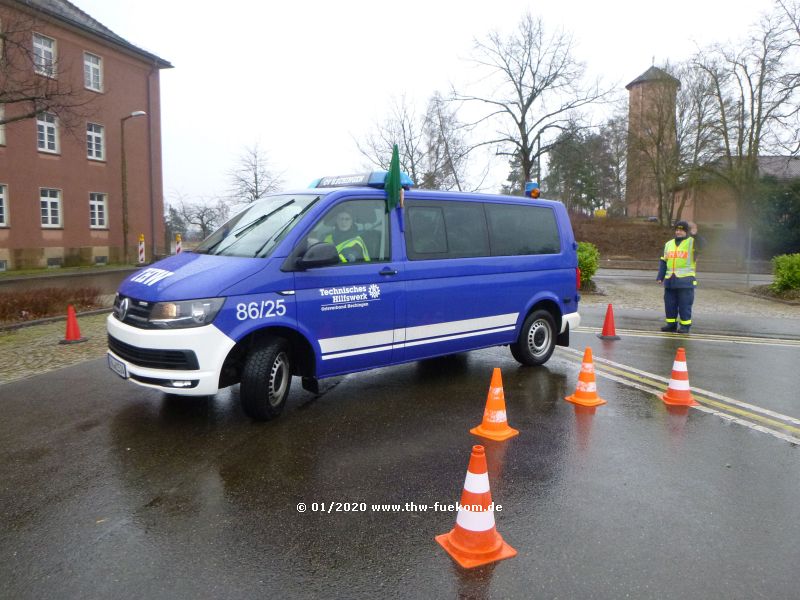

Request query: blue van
[{"left": 107, "top": 173, "right": 581, "bottom": 420}]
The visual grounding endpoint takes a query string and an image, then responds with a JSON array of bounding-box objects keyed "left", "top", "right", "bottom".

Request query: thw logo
[{"left": 131, "top": 268, "right": 174, "bottom": 286}]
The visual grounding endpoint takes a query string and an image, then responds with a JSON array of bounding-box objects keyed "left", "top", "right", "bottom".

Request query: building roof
[
  {"left": 626, "top": 66, "right": 680, "bottom": 90},
  {"left": 12, "top": 0, "right": 172, "bottom": 67},
  {"left": 758, "top": 156, "right": 800, "bottom": 180}
]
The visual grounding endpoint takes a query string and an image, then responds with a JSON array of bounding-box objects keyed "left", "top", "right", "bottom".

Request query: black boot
[
  {"left": 677, "top": 325, "right": 691, "bottom": 334},
  {"left": 660, "top": 324, "right": 677, "bottom": 332}
]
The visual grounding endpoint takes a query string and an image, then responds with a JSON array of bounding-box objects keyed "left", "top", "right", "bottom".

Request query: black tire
[
  {"left": 510, "top": 309, "right": 557, "bottom": 366},
  {"left": 240, "top": 338, "right": 292, "bottom": 421}
]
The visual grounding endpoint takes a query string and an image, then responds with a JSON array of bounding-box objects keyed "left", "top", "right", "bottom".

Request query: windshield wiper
[
  {"left": 198, "top": 200, "right": 297, "bottom": 256},
  {"left": 194, "top": 234, "right": 226, "bottom": 254},
  {"left": 234, "top": 200, "right": 296, "bottom": 238},
  {"left": 252, "top": 212, "right": 301, "bottom": 257}
]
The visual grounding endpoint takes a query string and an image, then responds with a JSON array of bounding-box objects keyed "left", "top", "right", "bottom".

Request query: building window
[
  {"left": 84, "top": 52, "right": 102, "bottom": 91},
  {"left": 86, "top": 123, "right": 104, "bottom": 160},
  {"left": 0, "top": 184, "right": 7, "bottom": 226},
  {"left": 40, "top": 188, "right": 61, "bottom": 227},
  {"left": 37, "top": 112, "right": 59, "bottom": 153},
  {"left": 33, "top": 33, "right": 56, "bottom": 77},
  {"left": 89, "top": 192, "right": 107, "bottom": 228},
  {"left": 37, "top": 112, "right": 59, "bottom": 152}
]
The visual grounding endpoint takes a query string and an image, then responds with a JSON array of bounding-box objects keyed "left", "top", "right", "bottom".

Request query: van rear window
[
  {"left": 405, "top": 200, "right": 559, "bottom": 260},
  {"left": 485, "top": 203, "right": 560, "bottom": 256}
]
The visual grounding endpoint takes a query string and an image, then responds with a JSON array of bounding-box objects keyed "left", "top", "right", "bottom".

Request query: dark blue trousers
[{"left": 664, "top": 287, "right": 694, "bottom": 326}]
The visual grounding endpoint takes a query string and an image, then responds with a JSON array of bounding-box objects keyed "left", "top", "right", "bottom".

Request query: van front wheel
[
  {"left": 510, "top": 310, "right": 556, "bottom": 366},
  {"left": 240, "top": 338, "right": 292, "bottom": 421}
]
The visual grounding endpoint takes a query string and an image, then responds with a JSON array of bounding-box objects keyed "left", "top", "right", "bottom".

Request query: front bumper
[{"left": 106, "top": 314, "right": 236, "bottom": 396}]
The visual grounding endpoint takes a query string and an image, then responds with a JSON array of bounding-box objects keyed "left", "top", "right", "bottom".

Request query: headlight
[{"left": 149, "top": 298, "right": 225, "bottom": 328}]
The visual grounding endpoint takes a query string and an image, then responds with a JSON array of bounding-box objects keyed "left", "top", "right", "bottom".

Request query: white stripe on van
[
  {"left": 321, "top": 325, "right": 517, "bottom": 361},
  {"left": 317, "top": 329, "right": 395, "bottom": 354},
  {"left": 404, "top": 313, "right": 518, "bottom": 343},
  {"left": 319, "top": 313, "right": 518, "bottom": 360}
]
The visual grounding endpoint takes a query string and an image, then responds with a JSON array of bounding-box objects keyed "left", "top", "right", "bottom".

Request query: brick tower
[{"left": 625, "top": 67, "right": 681, "bottom": 221}]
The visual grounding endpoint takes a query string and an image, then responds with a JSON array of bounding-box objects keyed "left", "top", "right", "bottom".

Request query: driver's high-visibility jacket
[{"left": 324, "top": 234, "right": 370, "bottom": 263}]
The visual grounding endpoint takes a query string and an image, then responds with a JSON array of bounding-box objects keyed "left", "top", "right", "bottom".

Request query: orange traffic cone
[
  {"left": 59, "top": 305, "right": 87, "bottom": 345},
  {"left": 661, "top": 347, "right": 698, "bottom": 406},
  {"left": 597, "top": 303, "right": 620, "bottom": 340},
  {"left": 435, "top": 445, "right": 517, "bottom": 569},
  {"left": 565, "top": 347, "right": 606, "bottom": 407},
  {"left": 470, "top": 369, "right": 519, "bottom": 441}
]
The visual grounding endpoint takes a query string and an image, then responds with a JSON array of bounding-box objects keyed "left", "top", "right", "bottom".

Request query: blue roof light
[{"left": 310, "top": 171, "right": 414, "bottom": 190}]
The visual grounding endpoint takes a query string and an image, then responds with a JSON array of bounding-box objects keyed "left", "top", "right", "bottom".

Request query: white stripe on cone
[
  {"left": 456, "top": 507, "right": 496, "bottom": 532},
  {"left": 672, "top": 361, "right": 687, "bottom": 372},
  {"left": 667, "top": 379, "right": 691, "bottom": 391},
  {"left": 464, "top": 471, "right": 490, "bottom": 494},
  {"left": 576, "top": 381, "right": 597, "bottom": 392},
  {"left": 485, "top": 410, "right": 507, "bottom": 423}
]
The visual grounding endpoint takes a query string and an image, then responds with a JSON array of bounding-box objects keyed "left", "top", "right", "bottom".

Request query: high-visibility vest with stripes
[
  {"left": 662, "top": 237, "right": 696, "bottom": 279},
  {"left": 324, "top": 234, "right": 370, "bottom": 263}
]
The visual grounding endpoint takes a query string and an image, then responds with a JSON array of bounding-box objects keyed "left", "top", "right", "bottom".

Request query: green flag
[{"left": 385, "top": 144, "right": 402, "bottom": 212}]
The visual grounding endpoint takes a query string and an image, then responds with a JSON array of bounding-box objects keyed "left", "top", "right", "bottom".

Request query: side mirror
[{"left": 296, "top": 242, "right": 340, "bottom": 269}]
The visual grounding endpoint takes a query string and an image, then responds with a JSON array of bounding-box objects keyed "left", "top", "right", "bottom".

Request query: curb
[
  {"left": 737, "top": 291, "right": 800, "bottom": 306},
  {"left": 0, "top": 307, "right": 113, "bottom": 332},
  {"left": 0, "top": 266, "right": 138, "bottom": 284}
]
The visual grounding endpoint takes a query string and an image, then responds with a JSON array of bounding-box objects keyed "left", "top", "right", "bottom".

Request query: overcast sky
[{"left": 75, "top": 0, "right": 779, "bottom": 203}]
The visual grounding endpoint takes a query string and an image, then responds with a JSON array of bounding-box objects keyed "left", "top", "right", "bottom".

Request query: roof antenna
[{"left": 652, "top": 56, "right": 655, "bottom": 66}]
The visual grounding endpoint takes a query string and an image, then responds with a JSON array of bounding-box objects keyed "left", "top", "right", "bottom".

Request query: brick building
[{"left": 0, "top": 0, "right": 171, "bottom": 270}]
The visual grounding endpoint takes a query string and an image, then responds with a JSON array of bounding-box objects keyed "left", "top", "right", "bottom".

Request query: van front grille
[
  {"left": 113, "top": 294, "right": 157, "bottom": 328},
  {"left": 108, "top": 335, "right": 199, "bottom": 371}
]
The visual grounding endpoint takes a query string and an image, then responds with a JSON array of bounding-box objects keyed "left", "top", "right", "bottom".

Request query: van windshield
[{"left": 193, "top": 194, "right": 322, "bottom": 257}]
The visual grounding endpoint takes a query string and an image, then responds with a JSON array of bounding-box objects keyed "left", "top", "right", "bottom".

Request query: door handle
[{"left": 379, "top": 268, "right": 398, "bottom": 276}]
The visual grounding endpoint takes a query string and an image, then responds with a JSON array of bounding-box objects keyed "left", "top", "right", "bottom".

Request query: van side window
[
  {"left": 486, "top": 204, "right": 560, "bottom": 256},
  {"left": 406, "top": 201, "right": 489, "bottom": 260},
  {"left": 407, "top": 206, "right": 447, "bottom": 257},
  {"left": 302, "top": 199, "right": 390, "bottom": 264}
]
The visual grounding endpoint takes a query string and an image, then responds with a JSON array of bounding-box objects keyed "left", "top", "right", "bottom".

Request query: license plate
[{"left": 107, "top": 353, "right": 128, "bottom": 379}]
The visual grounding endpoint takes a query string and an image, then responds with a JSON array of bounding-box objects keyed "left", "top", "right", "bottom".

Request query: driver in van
[{"left": 324, "top": 209, "right": 371, "bottom": 263}]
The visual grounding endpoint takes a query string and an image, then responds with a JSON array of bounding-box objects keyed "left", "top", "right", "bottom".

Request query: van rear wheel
[
  {"left": 240, "top": 338, "right": 292, "bottom": 421},
  {"left": 510, "top": 310, "right": 556, "bottom": 366}
]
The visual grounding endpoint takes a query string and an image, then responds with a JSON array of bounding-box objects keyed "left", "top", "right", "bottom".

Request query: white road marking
[
  {"left": 576, "top": 326, "right": 800, "bottom": 348},
  {"left": 556, "top": 346, "right": 800, "bottom": 445}
]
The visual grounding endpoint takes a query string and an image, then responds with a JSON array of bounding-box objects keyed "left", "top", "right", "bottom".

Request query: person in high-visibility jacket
[
  {"left": 656, "top": 220, "right": 703, "bottom": 333},
  {"left": 324, "top": 209, "right": 370, "bottom": 263}
]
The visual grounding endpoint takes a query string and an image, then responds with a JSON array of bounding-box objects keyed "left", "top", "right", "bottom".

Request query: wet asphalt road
[{"left": 1, "top": 321, "right": 799, "bottom": 599}]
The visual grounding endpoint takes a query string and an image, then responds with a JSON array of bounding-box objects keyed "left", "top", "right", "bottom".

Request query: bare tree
[
  {"left": 603, "top": 112, "right": 628, "bottom": 216},
  {"left": 0, "top": 11, "right": 95, "bottom": 130},
  {"left": 420, "top": 93, "right": 477, "bottom": 190},
  {"left": 171, "top": 193, "right": 227, "bottom": 239},
  {"left": 672, "top": 62, "right": 722, "bottom": 220},
  {"left": 356, "top": 94, "right": 480, "bottom": 190},
  {"left": 693, "top": 10, "right": 800, "bottom": 236},
  {"left": 776, "top": 0, "right": 800, "bottom": 41},
  {"left": 228, "top": 144, "right": 283, "bottom": 204},
  {"left": 356, "top": 95, "right": 426, "bottom": 184},
  {"left": 455, "top": 13, "right": 612, "bottom": 185},
  {"left": 776, "top": 0, "right": 800, "bottom": 152}
]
